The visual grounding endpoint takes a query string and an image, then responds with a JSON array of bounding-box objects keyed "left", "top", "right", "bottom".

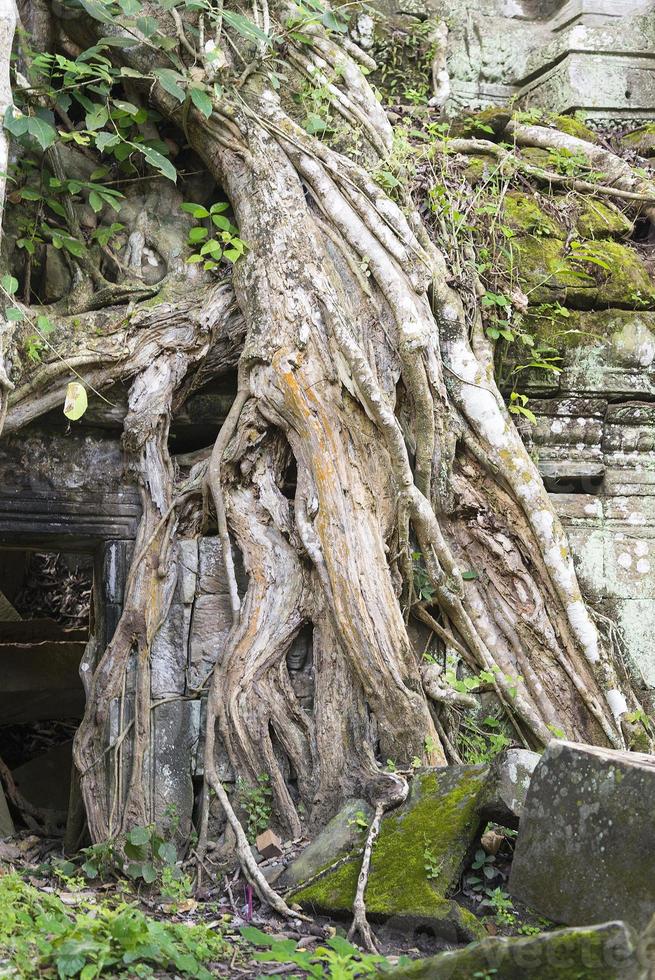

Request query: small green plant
[
  {"left": 160, "top": 866, "right": 193, "bottom": 904},
  {"left": 0, "top": 872, "right": 227, "bottom": 979},
  {"left": 182, "top": 201, "right": 246, "bottom": 268},
  {"left": 241, "top": 925, "right": 399, "bottom": 977},
  {"left": 458, "top": 716, "right": 512, "bottom": 765},
  {"left": 482, "top": 887, "right": 516, "bottom": 925},
  {"left": 347, "top": 810, "right": 369, "bottom": 831},
  {"left": 508, "top": 392, "right": 537, "bottom": 424},
  {"left": 412, "top": 550, "right": 435, "bottom": 602},
  {"left": 238, "top": 774, "right": 273, "bottom": 841},
  {"left": 423, "top": 840, "right": 443, "bottom": 882},
  {"left": 518, "top": 923, "right": 542, "bottom": 936}
]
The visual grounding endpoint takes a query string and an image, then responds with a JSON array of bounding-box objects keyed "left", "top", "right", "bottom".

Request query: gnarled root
[{"left": 348, "top": 773, "right": 409, "bottom": 953}]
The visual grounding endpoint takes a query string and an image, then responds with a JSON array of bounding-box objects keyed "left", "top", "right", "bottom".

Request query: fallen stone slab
[
  {"left": 286, "top": 767, "right": 491, "bottom": 942},
  {"left": 0, "top": 783, "right": 14, "bottom": 838},
  {"left": 483, "top": 748, "right": 541, "bottom": 825},
  {"left": 509, "top": 741, "right": 655, "bottom": 931},
  {"left": 379, "top": 920, "right": 641, "bottom": 979}
]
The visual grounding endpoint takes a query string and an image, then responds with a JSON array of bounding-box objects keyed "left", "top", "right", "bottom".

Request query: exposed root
[{"left": 348, "top": 773, "right": 409, "bottom": 953}]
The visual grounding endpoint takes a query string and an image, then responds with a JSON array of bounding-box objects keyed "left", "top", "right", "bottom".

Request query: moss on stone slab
[
  {"left": 547, "top": 114, "right": 598, "bottom": 144},
  {"left": 574, "top": 199, "right": 633, "bottom": 240},
  {"left": 503, "top": 191, "right": 564, "bottom": 239},
  {"left": 290, "top": 767, "right": 490, "bottom": 941},
  {"left": 513, "top": 237, "right": 655, "bottom": 309},
  {"left": 380, "top": 921, "right": 639, "bottom": 979},
  {"left": 620, "top": 124, "right": 655, "bottom": 158}
]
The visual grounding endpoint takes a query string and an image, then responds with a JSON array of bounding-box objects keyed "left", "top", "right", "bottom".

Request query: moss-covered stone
[
  {"left": 379, "top": 921, "right": 640, "bottom": 979},
  {"left": 513, "top": 238, "right": 655, "bottom": 309},
  {"left": 548, "top": 114, "right": 598, "bottom": 144},
  {"left": 452, "top": 107, "right": 511, "bottom": 141},
  {"left": 519, "top": 147, "right": 554, "bottom": 169},
  {"left": 503, "top": 192, "right": 564, "bottom": 239},
  {"left": 289, "top": 767, "right": 490, "bottom": 941},
  {"left": 574, "top": 199, "right": 633, "bottom": 240},
  {"left": 620, "top": 124, "right": 655, "bottom": 158}
]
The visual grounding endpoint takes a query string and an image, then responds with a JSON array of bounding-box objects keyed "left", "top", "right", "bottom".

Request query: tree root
[{"left": 348, "top": 773, "right": 409, "bottom": 953}]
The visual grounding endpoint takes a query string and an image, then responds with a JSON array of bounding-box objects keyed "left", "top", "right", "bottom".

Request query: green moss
[
  {"left": 574, "top": 199, "right": 633, "bottom": 239},
  {"left": 382, "top": 923, "right": 635, "bottom": 979},
  {"left": 519, "top": 147, "right": 553, "bottom": 169},
  {"left": 503, "top": 191, "right": 564, "bottom": 239},
  {"left": 548, "top": 114, "right": 598, "bottom": 144},
  {"left": 290, "top": 768, "right": 490, "bottom": 941},
  {"left": 453, "top": 106, "right": 511, "bottom": 140},
  {"left": 461, "top": 154, "right": 492, "bottom": 187},
  {"left": 512, "top": 238, "right": 655, "bottom": 309},
  {"left": 620, "top": 124, "right": 655, "bottom": 158}
]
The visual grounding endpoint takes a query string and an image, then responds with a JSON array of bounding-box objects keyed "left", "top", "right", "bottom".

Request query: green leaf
[
  {"left": 140, "top": 145, "right": 177, "bottom": 182},
  {"left": 461, "top": 570, "right": 479, "bottom": 581},
  {"left": 37, "top": 315, "right": 55, "bottom": 335},
  {"left": 157, "top": 841, "right": 177, "bottom": 865},
  {"left": 112, "top": 100, "right": 140, "bottom": 116},
  {"left": 189, "top": 86, "right": 213, "bottom": 118},
  {"left": 128, "top": 825, "right": 151, "bottom": 846},
  {"left": 302, "top": 113, "right": 330, "bottom": 135},
  {"left": 153, "top": 68, "right": 186, "bottom": 103},
  {"left": 141, "top": 862, "right": 157, "bottom": 884},
  {"left": 95, "top": 132, "right": 120, "bottom": 153},
  {"left": 188, "top": 226, "right": 208, "bottom": 243},
  {"left": 211, "top": 213, "right": 231, "bottom": 231},
  {"left": 6, "top": 306, "right": 23, "bottom": 321},
  {"left": 82, "top": 861, "right": 98, "bottom": 878},
  {"left": 4, "top": 105, "right": 29, "bottom": 137},
  {"left": 79, "top": 0, "right": 115, "bottom": 24},
  {"left": 1, "top": 274, "right": 19, "bottom": 296},
  {"left": 322, "top": 9, "right": 348, "bottom": 32},
  {"left": 62, "top": 237, "right": 84, "bottom": 257},
  {"left": 180, "top": 203, "right": 209, "bottom": 218},
  {"left": 63, "top": 381, "right": 88, "bottom": 421},
  {"left": 223, "top": 9, "right": 272, "bottom": 45},
  {"left": 85, "top": 104, "right": 109, "bottom": 130},
  {"left": 27, "top": 116, "right": 58, "bottom": 150}
]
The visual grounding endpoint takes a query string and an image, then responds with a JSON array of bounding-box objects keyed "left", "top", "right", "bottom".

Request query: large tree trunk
[{"left": 1, "top": 0, "right": 650, "bottom": 851}]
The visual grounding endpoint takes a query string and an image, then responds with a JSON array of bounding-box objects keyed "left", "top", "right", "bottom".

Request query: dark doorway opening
[{"left": 0, "top": 549, "right": 92, "bottom": 839}]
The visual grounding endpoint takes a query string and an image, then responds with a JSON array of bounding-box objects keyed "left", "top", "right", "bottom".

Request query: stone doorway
[{"left": 0, "top": 547, "right": 92, "bottom": 840}]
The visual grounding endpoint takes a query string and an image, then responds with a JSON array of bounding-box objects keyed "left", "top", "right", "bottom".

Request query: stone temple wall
[{"left": 431, "top": 0, "right": 655, "bottom": 122}]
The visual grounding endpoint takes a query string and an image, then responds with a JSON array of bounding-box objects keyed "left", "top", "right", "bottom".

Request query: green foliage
[
  {"left": 347, "top": 810, "right": 369, "bottom": 831},
  {"left": 182, "top": 201, "right": 246, "bottom": 267},
  {"left": 237, "top": 774, "right": 272, "bottom": 841},
  {"left": 457, "top": 715, "right": 512, "bottom": 765},
  {"left": 423, "top": 840, "right": 443, "bottom": 882},
  {"left": 481, "top": 886, "right": 516, "bottom": 926},
  {"left": 75, "top": 809, "right": 185, "bottom": 892},
  {"left": 0, "top": 872, "right": 227, "bottom": 979},
  {"left": 240, "top": 925, "right": 396, "bottom": 978},
  {"left": 412, "top": 550, "right": 435, "bottom": 602}
]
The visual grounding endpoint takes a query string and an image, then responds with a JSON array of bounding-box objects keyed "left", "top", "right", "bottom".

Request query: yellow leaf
[{"left": 63, "top": 382, "right": 88, "bottom": 421}]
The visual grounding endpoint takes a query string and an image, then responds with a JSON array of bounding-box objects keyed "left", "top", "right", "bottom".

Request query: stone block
[
  {"left": 197, "top": 537, "right": 227, "bottom": 595},
  {"left": 509, "top": 740, "right": 655, "bottom": 930},
  {"left": 11, "top": 741, "right": 73, "bottom": 812},
  {"left": 381, "top": 920, "right": 641, "bottom": 979},
  {"left": 289, "top": 767, "right": 491, "bottom": 942},
  {"left": 178, "top": 539, "right": 198, "bottom": 604},
  {"left": 0, "top": 783, "right": 14, "bottom": 838},
  {"left": 256, "top": 829, "right": 283, "bottom": 859},
  {"left": 483, "top": 748, "right": 541, "bottom": 824},
  {"left": 150, "top": 594, "right": 189, "bottom": 698},
  {"left": 188, "top": 593, "right": 232, "bottom": 690},
  {"left": 151, "top": 700, "right": 199, "bottom": 838}
]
